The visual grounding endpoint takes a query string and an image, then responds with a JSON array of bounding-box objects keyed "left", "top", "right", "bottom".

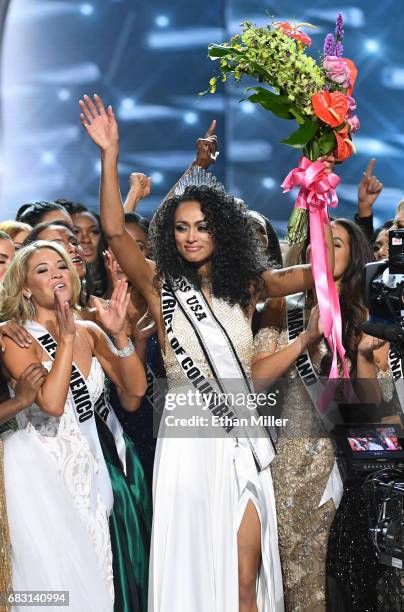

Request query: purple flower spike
[
  {"left": 335, "top": 40, "right": 344, "bottom": 57},
  {"left": 323, "top": 32, "right": 336, "bottom": 56},
  {"left": 335, "top": 13, "right": 344, "bottom": 41}
]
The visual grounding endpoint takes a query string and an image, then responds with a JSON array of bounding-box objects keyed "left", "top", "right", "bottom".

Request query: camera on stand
[
  {"left": 362, "top": 227, "right": 404, "bottom": 355},
  {"left": 330, "top": 228, "right": 404, "bottom": 570}
]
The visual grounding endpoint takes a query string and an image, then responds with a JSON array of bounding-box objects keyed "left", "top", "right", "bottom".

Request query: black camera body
[{"left": 363, "top": 228, "right": 404, "bottom": 325}]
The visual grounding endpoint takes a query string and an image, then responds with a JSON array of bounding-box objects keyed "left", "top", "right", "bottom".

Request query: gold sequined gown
[
  {"left": 148, "top": 296, "right": 284, "bottom": 612},
  {"left": 0, "top": 440, "right": 11, "bottom": 612},
  {"left": 254, "top": 326, "right": 337, "bottom": 612}
]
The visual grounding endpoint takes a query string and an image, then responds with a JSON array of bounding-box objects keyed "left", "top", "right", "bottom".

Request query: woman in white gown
[
  {"left": 79, "top": 93, "right": 335, "bottom": 612},
  {"left": 0, "top": 241, "right": 147, "bottom": 611}
]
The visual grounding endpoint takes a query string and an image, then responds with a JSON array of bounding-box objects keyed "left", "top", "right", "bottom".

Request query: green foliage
[
  {"left": 317, "top": 129, "right": 337, "bottom": 155},
  {"left": 281, "top": 121, "right": 319, "bottom": 147},
  {"left": 207, "top": 22, "right": 325, "bottom": 118}
]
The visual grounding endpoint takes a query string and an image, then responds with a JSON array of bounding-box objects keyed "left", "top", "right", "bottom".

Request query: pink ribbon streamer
[{"left": 281, "top": 157, "right": 353, "bottom": 409}]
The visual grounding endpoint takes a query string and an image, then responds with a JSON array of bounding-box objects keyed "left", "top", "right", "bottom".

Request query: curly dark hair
[{"left": 149, "top": 185, "right": 267, "bottom": 311}]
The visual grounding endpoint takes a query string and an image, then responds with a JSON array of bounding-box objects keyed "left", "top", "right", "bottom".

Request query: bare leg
[{"left": 238, "top": 499, "right": 261, "bottom": 612}]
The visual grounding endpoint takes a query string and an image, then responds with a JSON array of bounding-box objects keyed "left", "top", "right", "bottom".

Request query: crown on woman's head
[{"left": 174, "top": 166, "right": 225, "bottom": 197}]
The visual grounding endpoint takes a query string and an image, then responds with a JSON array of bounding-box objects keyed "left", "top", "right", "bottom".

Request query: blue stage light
[
  {"left": 381, "top": 66, "right": 404, "bottom": 89},
  {"left": 80, "top": 4, "right": 94, "bottom": 16},
  {"left": 364, "top": 39, "right": 380, "bottom": 53},
  {"left": 121, "top": 97, "right": 136, "bottom": 110},
  {"left": 41, "top": 151, "right": 56, "bottom": 165},
  {"left": 151, "top": 171, "right": 163, "bottom": 184},
  {"left": 184, "top": 112, "right": 198, "bottom": 125},
  {"left": 155, "top": 15, "right": 170, "bottom": 28},
  {"left": 241, "top": 101, "right": 255, "bottom": 115},
  {"left": 58, "top": 89, "right": 71, "bottom": 101},
  {"left": 262, "top": 177, "right": 275, "bottom": 190}
]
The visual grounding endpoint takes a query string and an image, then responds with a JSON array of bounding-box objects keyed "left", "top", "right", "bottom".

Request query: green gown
[{"left": 96, "top": 416, "right": 151, "bottom": 612}]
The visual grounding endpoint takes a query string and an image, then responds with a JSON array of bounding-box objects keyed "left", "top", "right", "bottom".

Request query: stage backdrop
[{"left": 1, "top": 0, "right": 403, "bottom": 233}]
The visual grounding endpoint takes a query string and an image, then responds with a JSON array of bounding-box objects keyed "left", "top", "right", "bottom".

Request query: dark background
[{"left": 1, "top": 0, "right": 403, "bottom": 233}]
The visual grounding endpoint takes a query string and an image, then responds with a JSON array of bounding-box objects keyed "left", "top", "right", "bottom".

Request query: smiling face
[
  {"left": 37, "top": 225, "right": 86, "bottom": 279},
  {"left": 71, "top": 211, "right": 101, "bottom": 264},
  {"left": 174, "top": 201, "right": 214, "bottom": 265},
  {"left": 24, "top": 247, "right": 73, "bottom": 309},
  {"left": 0, "top": 238, "right": 15, "bottom": 282}
]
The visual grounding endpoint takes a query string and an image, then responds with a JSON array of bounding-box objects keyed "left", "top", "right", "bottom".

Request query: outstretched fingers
[
  {"left": 83, "top": 94, "right": 99, "bottom": 118},
  {"left": 79, "top": 99, "right": 93, "bottom": 125},
  {"left": 93, "top": 93, "right": 106, "bottom": 116}
]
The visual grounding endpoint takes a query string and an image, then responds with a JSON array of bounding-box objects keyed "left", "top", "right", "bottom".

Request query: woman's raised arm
[
  {"left": 79, "top": 94, "right": 156, "bottom": 303},
  {"left": 261, "top": 221, "right": 334, "bottom": 298}
]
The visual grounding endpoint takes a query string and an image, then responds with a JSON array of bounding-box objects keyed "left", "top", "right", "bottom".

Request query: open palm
[
  {"left": 79, "top": 94, "right": 119, "bottom": 151},
  {"left": 93, "top": 280, "right": 130, "bottom": 336}
]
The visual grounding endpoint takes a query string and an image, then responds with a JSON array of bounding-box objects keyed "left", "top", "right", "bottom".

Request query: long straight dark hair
[{"left": 303, "top": 218, "right": 375, "bottom": 375}]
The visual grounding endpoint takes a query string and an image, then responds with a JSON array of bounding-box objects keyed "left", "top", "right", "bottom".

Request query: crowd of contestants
[{"left": 0, "top": 95, "right": 403, "bottom": 612}]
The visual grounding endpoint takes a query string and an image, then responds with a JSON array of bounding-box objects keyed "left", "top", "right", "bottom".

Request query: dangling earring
[{"left": 24, "top": 292, "right": 32, "bottom": 300}]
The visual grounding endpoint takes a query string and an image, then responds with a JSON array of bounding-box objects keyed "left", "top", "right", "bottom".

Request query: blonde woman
[
  {"left": 0, "top": 221, "right": 32, "bottom": 251},
  {"left": 0, "top": 241, "right": 147, "bottom": 611}
]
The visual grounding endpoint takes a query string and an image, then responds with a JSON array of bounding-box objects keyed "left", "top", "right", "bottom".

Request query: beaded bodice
[{"left": 163, "top": 296, "right": 253, "bottom": 386}]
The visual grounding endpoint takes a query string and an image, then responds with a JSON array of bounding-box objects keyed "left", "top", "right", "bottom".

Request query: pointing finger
[
  {"left": 364, "top": 158, "right": 376, "bottom": 178},
  {"left": 204, "top": 119, "right": 217, "bottom": 138}
]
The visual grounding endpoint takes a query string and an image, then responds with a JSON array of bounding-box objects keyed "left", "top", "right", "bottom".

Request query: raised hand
[
  {"left": 358, "top": 159, "right": 383, "bottom": 216},
  {"left": 55, "top": 291, "right": 76, "bottom": 339},
  {"left": 195, "top": 120, "right": 219, "bottom": 169},
  {"left": 93, "top": 279, "right": 131, "bottom": 337},
  {"left": 129, "top": 173, "right": 152, "bottom": 200},
  {"left": 123, "top": 172, "right": 152, "bottom": 212},
  {"left": 0, "top": 320, "right": 33, "bottom": 351},
  {"left": 79, "top": 94, "right": 119, "bottom": 151},
  {"left": 12, "top": 363, "right": 48, "bottom": 408},
  {"left": 305, "top": 305, "right": 323, "bottom": 345},
  {"left": 357, "top": 333, "right": 386, "bottom": 357},
  {"left": 103, "top": 250, "right": 120, "bottom": 288},
  {"left": 318, "top": 154, "right": 335, "bottom": 175}
]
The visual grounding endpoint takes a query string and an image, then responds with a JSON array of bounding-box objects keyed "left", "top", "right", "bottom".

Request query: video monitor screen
[{"left": 348, "top": 426, "right": 403, "bottom": 453}]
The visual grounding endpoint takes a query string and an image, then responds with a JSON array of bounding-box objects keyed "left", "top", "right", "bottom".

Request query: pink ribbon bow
[{"left": 282, "top": 157, "right": 352, "bottom": 407}]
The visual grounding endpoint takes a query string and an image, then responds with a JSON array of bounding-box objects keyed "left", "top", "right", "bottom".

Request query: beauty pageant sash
[
  {"left": 388, "top": 347, "right": 404, "bottom": 412},
  {"left": 286, "top": 293, "right": 341, "bottom": 431},
  {"left": 25, "top": 320, "right": 114, "bottom": 514},
  {"left": 161, "top": 276, "right": 276, "bottom": 471},
  {"left": 286, "top": 293, "right": 343, "bottom": 508}
]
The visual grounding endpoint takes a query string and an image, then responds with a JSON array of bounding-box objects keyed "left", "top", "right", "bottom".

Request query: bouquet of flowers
[
  {"left": 205, "top": 13, "right": 359, "bottom": 243},
  {"left": 206, "top": 14, "right": 359, "bottom": 384}
]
